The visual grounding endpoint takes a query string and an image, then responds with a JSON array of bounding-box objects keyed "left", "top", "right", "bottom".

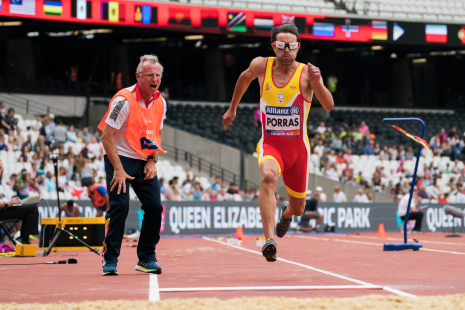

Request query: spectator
[
  {"left": 227, "top": 183, "right": 238, "bottom": 195},
  {"left": 359, "top": 121, "right": 369, "bottom": 135},
  {"left": 371, "top": 171, "right": 381, "bottom": 189},
  {"left": 314, "top": 139, "right": 325, "bottom": 157},
  {"left": 60, "top": 200, "right": 81, "bottom": 217},
  {"left": 87, "top": 136, "right": 102, "bottom": 157},
  {"left": 57, "top": 166, "right": 68, "bottom": 192},
  {"left": 48, "top": 113, "right": 56, "bottom": 131},
  {"left": 31, "top": 115, "right": 43, "bottom": 131},
  {"left": 398, "top": 191, "right": 423, "bottom": 232},
  {"left": 81, "top": 127, "right": 92, "bottom": 142},
  {"left": 192, "top": 182, "right": 203, "bottom": 201},
  {"left": 315, "top": 186, "right": 327, "bottom": 202},
  {"left": 320, "top": 148, "right": 329, "bottom": 171},
  {"left": 363, "top": 140, "right": 374, "bottom": 155},
  {"left": 76, "top": 131, "right": 83, "bottom": 143},
  {"left": 359, "top": 176, "right": 369, "bottom": 189},
  {"left": 14, "top": 169, "right": 41, "bottom": 199},
  {"left": 210, "top": 176, "right": 221, "bottom": 193},
  {"left": 343, "top": 148, "right": 353, "bottom": 164},
  {"left": 299, "top": 192, "right": 324, "bottom": 232},
  {"left": 366, "top": 192, "right": 373, "bottom": 202},
  {"left": 455, "top": 184, "right": 465, "bottom": 203},
  {"left": 182, "top": 172, "right": 191, "bottom": 186},
  {"left": 0, "top": 132, "right": 8, "bottom": 151},
  {"left": 66, "top": 125, "right": 78, "bottom": 143},
  {"left": 76, "top": 157, "right": 93, "bottom": 186},
  {"left": 373, "top": 143, "right": 381, "bottom": 156},
  {"left": 164, "top": 179, "right": 180, "bottom": 201},
  {"left": 0, "top": 195, "right": 39, "bottom": 245},
  {"left": 3, "top": 108, "right": 16, "bottom": 131},
  {"left": 93, "top": 130, "right": 101, "bottom": 143},
  {"left": 333, "top": 185, "right": 347, "bottom": 202},
  {"left": 217, "top": 188, "right": 233, "bottom": 201},
  {"left": 353, "top": 188, "right": 369, "bottom": 203},
  {"left": 48, "top": 119, "right": 67, "bottom": 151},
  {"left": 181, "top": 179, "right": 193, "bottom": 199},
  {"left": 316, "top": 122, "right": 326, "bottom": 135},
  {"left": 18, "top": 144, "right": 29, "bottom": 163}
]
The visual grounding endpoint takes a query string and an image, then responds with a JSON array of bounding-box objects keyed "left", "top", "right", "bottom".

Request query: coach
[{"left": 98, "top": 54, "right": 167, "bottom": 276}]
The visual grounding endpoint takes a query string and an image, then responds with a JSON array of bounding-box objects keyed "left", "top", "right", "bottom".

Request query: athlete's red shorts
[{"left": 256, "top": 138, "right": 310, "bottom": 198}]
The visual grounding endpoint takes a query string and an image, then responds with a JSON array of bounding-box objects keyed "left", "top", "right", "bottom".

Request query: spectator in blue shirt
[
  {"left": 192, "top": 182, "right": 203, "bottom": 201},
  {"left": 210, "top": 176, "right": 221, "bottom": 193},
  {"left": 363, "top": 140, "right": 375, "bottom": 155}
]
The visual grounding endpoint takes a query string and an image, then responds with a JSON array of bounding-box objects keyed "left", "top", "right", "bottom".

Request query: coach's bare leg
[
  {"left": 259, "top": 159, "right": 279, "bottom": 240},
  {"left": 283, "top": 195, "right": 306, "bottom": 219}
]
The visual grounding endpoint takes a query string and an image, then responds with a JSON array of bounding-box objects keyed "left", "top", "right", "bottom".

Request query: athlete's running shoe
[
  {"left": 135, "top": 261, "right": 162, "bottom": 274},
  {"left": 276, "top": 201, "right": 292, "bottom": 238},
  {"left": 102, "top": 263, "right": 118, "bottom": 276},
  {"left": 262, "top": 239, "right": 277, "bottom": 262}
]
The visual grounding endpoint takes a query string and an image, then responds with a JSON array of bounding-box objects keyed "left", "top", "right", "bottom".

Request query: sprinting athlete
[{"left": 223, "top": 24, "right": 334, "bottom": 262}]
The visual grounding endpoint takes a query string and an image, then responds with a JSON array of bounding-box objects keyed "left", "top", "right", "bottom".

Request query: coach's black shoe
[
  {"left": 262, "top": 239, "right": 277, "bottom": 262},
  {"left": 276, "top": 201, "right": 292, "bottom": 238}
]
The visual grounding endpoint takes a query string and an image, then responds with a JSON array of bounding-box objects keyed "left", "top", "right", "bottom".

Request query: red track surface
[{"left": 1, "top": 231, "right": 464, "bottom": 303}]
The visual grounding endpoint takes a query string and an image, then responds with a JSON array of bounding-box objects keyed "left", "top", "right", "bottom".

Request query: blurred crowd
[
  {"left": 305, "top": 119, "right": 465, "bottom": 203},
  {"left": 2, "top": 98, "right": 465, "bottom": 204}
]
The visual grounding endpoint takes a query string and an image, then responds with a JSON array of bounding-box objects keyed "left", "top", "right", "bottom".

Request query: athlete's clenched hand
[
  {"left": 222, "top": 108, "right": 236, "bottom": 127},
  {"left": 307, "top": 63, "right": 322, "bottom": 85}
]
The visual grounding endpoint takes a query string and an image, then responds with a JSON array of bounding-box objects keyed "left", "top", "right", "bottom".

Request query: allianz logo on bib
[{"left": 265, "top": 106, "right": 300, "bottom": 115}]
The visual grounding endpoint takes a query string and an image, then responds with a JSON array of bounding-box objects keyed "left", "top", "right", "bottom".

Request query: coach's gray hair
[{"left": 136, "top": 54, "right": 164, "bottom": 73}]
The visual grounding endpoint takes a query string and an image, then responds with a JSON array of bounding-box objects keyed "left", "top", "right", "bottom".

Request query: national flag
[
  {"left": 458, "top": 27, "right": 465, "bottom": 44},
  {"left": 168, "top": 7, "right": 191, "bottom": 26},
  {"left": 227, "top": 12, "right": 246, "bottom": 32},
  {"left": 0, "top": 1, "right": 2, "bottom": 12},
  {"left": 43, "top": 0, "right": 62, "bottom": 16},
  {"left": 281, "top": 15, "right": 294, "bottom": 25},
  {"left": 135, "top": 5, "right": 157, "bottom": 24},
  {"left": 101, "top": 1, "right": 125, "bottom": 22},
  {"left": 71, "top": 0, "right": 91, "bottom": 20},
  {"left": 313, "top": 23, "right": 334, "bottom": 37},
  {"left": 372, "top": 20, "right": 387, "bottom": 40},
  {"left": 200, "top": 10, "right": 218, "bottom": 28},
  {"left": 10, "top": 0, "right": 36, "bottom": 16},
  {"left": 254, "top": 18, "right": 274, "bottom": 32},
  {"left": 425, "top": 24, "right": 447, "bottom": 43},
  {"left": 393, "top": 23, "right": 404, "bottom": 41}
]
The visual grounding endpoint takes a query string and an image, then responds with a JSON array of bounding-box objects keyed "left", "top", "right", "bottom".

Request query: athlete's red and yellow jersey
[{"left": 256, "top": 57, "right": 312, "bottom": 198}]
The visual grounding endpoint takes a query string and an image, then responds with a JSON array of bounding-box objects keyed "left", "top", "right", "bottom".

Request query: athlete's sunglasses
[{"left": 272, "top": 41, "right": 300, "bottom": 51}]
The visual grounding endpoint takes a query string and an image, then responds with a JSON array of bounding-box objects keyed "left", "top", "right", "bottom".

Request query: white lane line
[
  {"left": 149, "top": 273, "right": 160, "bottom": 301},
  {"left": 383, "top": 286, "right": 418, "bottom": 298},
  {"left": 203, "top": 236, "right": 416, "bottom": 298},
  {"left": 349, "top": 235, "right": 465, "bottom": 246},
  {"left": 296, "top": 235, "right": 465, "bottom": 255},
  {"left": 159, "top": 285, "right": 383, "bottom": 292},
  {"left": 203, "top": 236, "right": 373, "bottom": 286}
]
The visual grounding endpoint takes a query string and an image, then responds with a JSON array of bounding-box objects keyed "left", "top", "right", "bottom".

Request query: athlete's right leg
[{"left": 259, "top": 159, "right": 280, "bottom": 240}]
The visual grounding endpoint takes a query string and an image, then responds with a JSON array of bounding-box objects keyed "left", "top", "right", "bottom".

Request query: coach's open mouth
[{"left": 150, "top": 84, "right": 158, "bottom": 90}]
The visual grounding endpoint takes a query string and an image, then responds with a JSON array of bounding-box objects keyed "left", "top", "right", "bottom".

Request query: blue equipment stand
[{"left": 383, "top": 118, "right": 424, "bottom": 251}]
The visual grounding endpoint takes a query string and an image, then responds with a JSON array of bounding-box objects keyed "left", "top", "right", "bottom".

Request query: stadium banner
[
  {"left": 37, "top": 200, "right": 465, "bottom": 234},
  {"left": 0, "top": 0, "right": 464, "bottom": 46}
]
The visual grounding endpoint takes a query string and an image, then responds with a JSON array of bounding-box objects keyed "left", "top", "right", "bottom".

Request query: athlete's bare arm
[
  {"left": 301, "top": 63, "right": 334, "bottom": 111},
  {"left": 223, "top": 57, "right": 267, "bottom": 127}
]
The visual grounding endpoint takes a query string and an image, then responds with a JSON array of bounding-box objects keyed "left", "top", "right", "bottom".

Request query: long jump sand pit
[{"left": 2, "top": 295, "right": 465, "bottom": 310}]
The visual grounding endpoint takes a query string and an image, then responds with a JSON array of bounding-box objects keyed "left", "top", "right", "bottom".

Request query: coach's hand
[
  {"left": 222, "top": 108, "right": 236, "bottom": 127},
  {"left": 143, "top": 160, "right": 157, "bottom": 181},
  {"left": 110, "top": 167, "right": 135, "bottom": 194},
  {"left": 307, "top": 62, "right": 322, "bottom": 86}
]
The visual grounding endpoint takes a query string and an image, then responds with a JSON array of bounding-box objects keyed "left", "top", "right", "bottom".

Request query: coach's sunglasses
[{"left": 272, "top": 41, "right": 300, "bottom": 51}]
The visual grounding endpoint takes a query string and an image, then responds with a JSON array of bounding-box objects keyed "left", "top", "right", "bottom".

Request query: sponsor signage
[
  {"left": 0, "top": 1, "right": 464, "bottom": 46},
  {"left": 37, "top": 201, "right": 465, "bottom": 234}
]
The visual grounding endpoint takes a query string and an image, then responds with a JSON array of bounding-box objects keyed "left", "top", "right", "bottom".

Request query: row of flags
[{"left": 2, "top": 1, "right": 464, "bottom": 44}]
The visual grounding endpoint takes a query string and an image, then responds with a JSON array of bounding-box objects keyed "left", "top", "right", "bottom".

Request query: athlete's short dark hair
[{"left": 270, "top": 24, "right": 301, "bottom": 43}]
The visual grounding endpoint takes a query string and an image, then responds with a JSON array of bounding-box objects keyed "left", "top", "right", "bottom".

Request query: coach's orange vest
[{"left": 98, "top": 89, "right": 167, "bottom": 156}]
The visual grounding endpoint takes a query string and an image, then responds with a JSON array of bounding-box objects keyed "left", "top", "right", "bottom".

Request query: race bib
[{"left": 264, "top": 105, "right": 301, "bottom": 137}]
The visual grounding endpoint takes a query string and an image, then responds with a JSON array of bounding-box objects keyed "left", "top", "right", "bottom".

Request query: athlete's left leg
[{"left": 283, "top": 195, "right": 306, "bottom": 218}]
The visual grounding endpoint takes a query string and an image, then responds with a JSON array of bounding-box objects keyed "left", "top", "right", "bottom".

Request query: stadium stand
[{"left": 160, "top": 0, "right": 465, "bottom": 21}]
